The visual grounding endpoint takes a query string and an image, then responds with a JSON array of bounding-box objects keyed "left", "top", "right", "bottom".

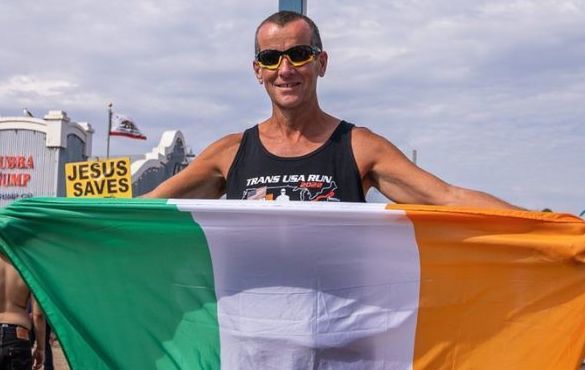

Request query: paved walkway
[
  {"left": 47, "top": 342, "right": 585, "bottom": 370},
  {"left": 50, "top": 341, "right": 70, "bottom": 370}
]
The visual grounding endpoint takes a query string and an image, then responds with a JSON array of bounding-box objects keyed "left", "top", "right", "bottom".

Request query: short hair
[{"left": 254, "top": 11, "right": 323, "bottom": 55}]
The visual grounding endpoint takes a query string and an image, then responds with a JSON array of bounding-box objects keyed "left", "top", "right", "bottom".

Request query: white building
[
  {"left": 0, "top": 111, "right": 92, "bottom": 207},
  {"left": 0, "top": 110, "right": 189, "bottom": 207}
]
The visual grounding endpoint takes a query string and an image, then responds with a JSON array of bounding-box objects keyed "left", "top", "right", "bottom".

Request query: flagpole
[{"left": 106, "top": 103, "right": 112, "bottom": 159}]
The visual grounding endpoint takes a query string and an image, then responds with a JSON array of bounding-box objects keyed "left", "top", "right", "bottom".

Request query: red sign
[
  {"left": 0, "top": 156, "right": 34, "bottom": 169},
  {"left": 0, "top": 155, "right": 34, "bottom": 188}
]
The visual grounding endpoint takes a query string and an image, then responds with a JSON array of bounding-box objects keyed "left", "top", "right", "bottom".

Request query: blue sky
[{"left": 1, "top": 0, "right": 583, "bottom": 214}]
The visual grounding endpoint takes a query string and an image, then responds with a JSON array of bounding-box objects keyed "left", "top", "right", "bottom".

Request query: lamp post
[
  {"left": 279, "top": 0, "right": 306, "bottom": 14},
  {"left": 106, "top": 103, "right": 113, "bottom": 159}
]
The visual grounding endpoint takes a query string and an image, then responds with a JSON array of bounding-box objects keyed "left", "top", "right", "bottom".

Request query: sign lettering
[{"left": 65, "top": 158, "right": 133, "bottom": 198}]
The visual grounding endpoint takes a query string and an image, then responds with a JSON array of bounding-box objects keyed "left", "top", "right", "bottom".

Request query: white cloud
[{"left": 0, "top": 75, "right": 76, "bottom": 97}]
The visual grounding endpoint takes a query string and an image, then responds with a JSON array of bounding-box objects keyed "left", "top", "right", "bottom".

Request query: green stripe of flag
[{"left": 0, "top": 198, "right": 220, "bottom": 370}]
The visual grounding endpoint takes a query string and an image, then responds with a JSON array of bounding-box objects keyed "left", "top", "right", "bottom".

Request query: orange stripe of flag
[{"left": 388, "top": 205, "right": 585, "bottom": 369}]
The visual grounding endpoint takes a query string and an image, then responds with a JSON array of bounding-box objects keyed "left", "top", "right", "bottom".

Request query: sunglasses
[{"left": 256, "top": 45, "right": 321, "bottom": 70}]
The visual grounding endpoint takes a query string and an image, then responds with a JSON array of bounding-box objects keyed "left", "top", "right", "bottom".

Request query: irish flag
[{"left": 0, "top": 198, "right": 584, "bottom": 369}]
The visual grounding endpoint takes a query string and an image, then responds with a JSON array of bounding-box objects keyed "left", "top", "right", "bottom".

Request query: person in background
[{"left": 0, "top": 254, "right": 45, "bottom": 370}]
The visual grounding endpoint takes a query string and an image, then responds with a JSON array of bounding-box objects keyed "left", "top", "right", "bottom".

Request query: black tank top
[{"left": 225, "top": 121, "right": 365, "bottom": 202}]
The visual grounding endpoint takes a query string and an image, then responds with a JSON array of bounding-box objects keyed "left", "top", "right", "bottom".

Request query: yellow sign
[{"left": 65, "top": 158, "right": 132, "bottom": 198}]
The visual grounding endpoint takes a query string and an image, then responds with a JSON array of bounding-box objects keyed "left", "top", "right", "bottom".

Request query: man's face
[{"left": 254, "top": 19, "right": 327, "bottom": 111}]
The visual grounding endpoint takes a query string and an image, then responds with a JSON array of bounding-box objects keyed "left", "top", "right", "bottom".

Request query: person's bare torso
[{"left": 0, "top": 254, "right": 32, "bottom": 329}]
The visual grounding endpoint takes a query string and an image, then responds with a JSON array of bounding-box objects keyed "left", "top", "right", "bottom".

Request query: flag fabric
[
  {"left": 0, "top": 198, "right": 584, "bottom": 370},
  {"left": 109, "top": 113, "right": 146, "bottom": 140}
]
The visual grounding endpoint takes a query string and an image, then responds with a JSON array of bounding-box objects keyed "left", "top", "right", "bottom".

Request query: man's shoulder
[
  {"left": 206, "top": 132, "right": 245, "bottom": 153},
  {"left": 350, "top": 125, "right": 387, "bottom": 146},
  {"left": 349, "top": 125, "right": 402, "bottom": 163},
  {"left": 197, "top": 132, "right": 246, "bottom": 174},
  {"left": 349, "top": 124, "right": 372, "bottom": 135},
  {"left": 218, "top": 132, "right": 245, "bottom": 145}
]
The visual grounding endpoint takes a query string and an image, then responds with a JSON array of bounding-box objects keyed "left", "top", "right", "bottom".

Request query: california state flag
[
  {"left": 0, "top": 198, "right": 584, "bottom": 369},
  {"left": 110, "top": 113, "right": 146, "bottom": 140}
]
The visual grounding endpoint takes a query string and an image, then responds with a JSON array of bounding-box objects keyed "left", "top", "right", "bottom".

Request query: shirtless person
[
  {"left": 0, "top": 254, "right": 45, "bottom": 370},
  {"left": 146, "top": 11, "right": 518, "bottom": 209}
]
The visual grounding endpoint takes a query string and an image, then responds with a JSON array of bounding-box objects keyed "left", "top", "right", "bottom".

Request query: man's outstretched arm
[{"left": 352, "top": 127, "right": 522, "bottom": 210}]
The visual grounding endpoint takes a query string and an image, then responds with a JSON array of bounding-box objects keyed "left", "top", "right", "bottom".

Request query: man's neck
[
  {"left": 259, "top": 105, "right": 340, "bottom": 157},
  {"left": 268, "top": 101, "right": 336, "bottom": 136}
]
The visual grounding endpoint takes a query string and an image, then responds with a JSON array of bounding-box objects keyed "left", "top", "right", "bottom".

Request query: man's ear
[
  {"left": 318, "top": 51, "right": 328, "bottom": 77},
  {"left": 253, "top": 61, "right": 263, "bottom": 82}
]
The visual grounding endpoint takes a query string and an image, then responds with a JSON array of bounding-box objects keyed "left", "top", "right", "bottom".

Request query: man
[
  {"left": 146, "top": 11, "right": 517, "bottom": 209},
  {"left": 0, "top": 254, "right": 45, "bottom": 370}
]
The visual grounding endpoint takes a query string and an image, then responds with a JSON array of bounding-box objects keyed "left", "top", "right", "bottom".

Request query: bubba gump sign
[{"left": 0, "top": 155, "right": 34, "bottom": 187}]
